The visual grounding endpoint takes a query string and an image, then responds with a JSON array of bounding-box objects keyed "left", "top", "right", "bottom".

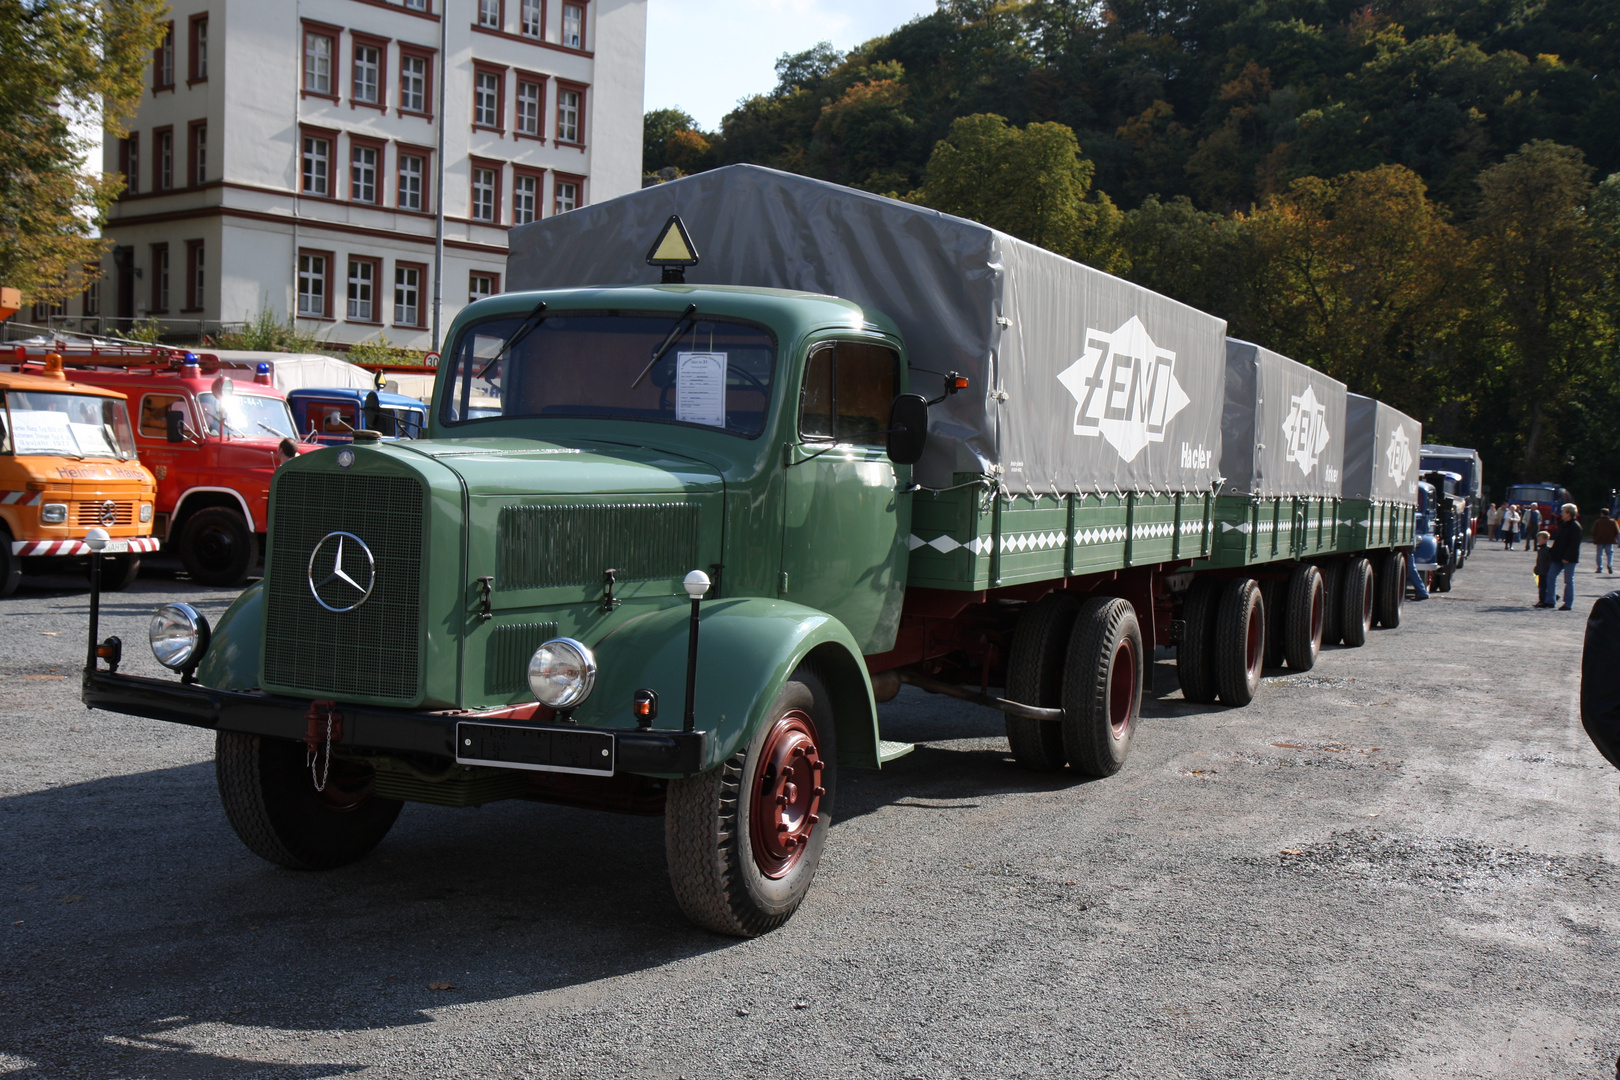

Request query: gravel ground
[{"left": 1, "top": 547, "right": 1616, "bottom": 1079}]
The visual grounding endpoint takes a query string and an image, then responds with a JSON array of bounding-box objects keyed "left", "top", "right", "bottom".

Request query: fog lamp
[
  {"left": 149, "top": 602, "right": 211, "bottom": 671},
  {"left": 527, "top": 637, "right": 596, "bottom": 710},
  {"left": 41, "top": 503, "right": 67, "bottom": 524},
  {"left": 139, "top": 503, "right": 153, "bottom": 523}
]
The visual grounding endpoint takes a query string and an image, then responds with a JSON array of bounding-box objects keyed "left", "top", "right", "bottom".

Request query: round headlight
[
  {"left": 149, "top": 602, "right": 211, "bottom": 671},
  {"left": 527, "top": 637, "right": 596, "bottom": 710}
]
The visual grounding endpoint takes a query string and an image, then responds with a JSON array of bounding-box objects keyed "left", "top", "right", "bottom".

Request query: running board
[
  {"left": 878, "top": 740, "right": 916, "bottom": 763},
  {"left": 897, "top": 671, "right": 1064, "bottom": 722}
]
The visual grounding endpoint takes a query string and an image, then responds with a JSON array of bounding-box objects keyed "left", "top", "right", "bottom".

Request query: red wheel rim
[
  {"left": 312, "top": 758, "right": 376, "bottom": 812},
  {"left": 749, "top": 709, "right": 825, "bottom": 880},
  {"left": 1361, "top": 571, "right": 1374, "bottom": 627},
  {"left": 1308, "top": 578, "right": 1324, "bottom": 645},
  {"left": 1245, "top": 595, "right": 1263, "bottom": 680},
  {"left": 1109, "top": 635, "right": 1138, "bottom": 737}
]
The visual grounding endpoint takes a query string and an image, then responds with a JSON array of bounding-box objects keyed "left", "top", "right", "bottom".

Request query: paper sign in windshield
[
  {"left": 8, "top": 410, "right": 79, "bottom": 455},
  {"left": 676, "top": 352, "right": 727, "bottom": 427}
]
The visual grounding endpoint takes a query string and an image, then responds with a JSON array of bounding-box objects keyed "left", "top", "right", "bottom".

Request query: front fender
[
  {"left": 587, "top": 597, "right": 881, "bottom": 774},
  {"left": 196, "top": 582, "right": 264, "bottom": 690}
]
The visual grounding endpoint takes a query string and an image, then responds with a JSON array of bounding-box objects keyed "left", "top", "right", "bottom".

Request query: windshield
[
  {"left": 1, "top": 391, "right": 138, "bottom": 459},
  {"left": 1507, "top": 484, "right": 1557, "bottom": 503},
  {"left": 199, "top": 392, "right": 297, "bottom": 439},
  {"left": 442, "top": 312, "right": 777, "bottom": 437}
]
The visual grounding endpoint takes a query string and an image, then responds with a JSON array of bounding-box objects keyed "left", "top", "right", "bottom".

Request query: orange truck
[{"left": 0, "top": 366, "right": 159, "bottom": 597}]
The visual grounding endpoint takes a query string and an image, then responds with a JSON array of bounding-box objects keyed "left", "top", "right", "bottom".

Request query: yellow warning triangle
[{"left": 645, "top": 215, "right": 699, "bottom": 265}]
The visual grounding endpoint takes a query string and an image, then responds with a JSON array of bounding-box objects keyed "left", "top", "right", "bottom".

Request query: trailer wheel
[
  {"left": 1004, "top": 592, "right": 1079, "bottom": 771},
  {"left": 665, "top": 666, "right": 836, "bottom": 937},
  {"left": 89, "top": 553, "right": 141, "bottom": 591},
  {"left": 1340, "top": 558, "right": 1375, "bottom": 646},
  {"left": 1375, "top": 550, "right": 1405, "bottom": 628},
  {"left": 214, "top": 731, "right": 402, "bottom": 870},
  {"left": 1175, "top": 579, "right": 1221, "bottom": 704},
  {"left": 1260, "top": 580, "right": 1286, "bottom": 670},
  {"left": 1214, "top": 579, "right": 1265, "bottom": 706},
  {"left": 178, "top": 507, "right": 256, "bottom": 587},
  {"left": 0, "top": 528, "right": 20, "bottom": 598},
  {"left": 1059, "top": 597, "right": 1143, "bottom": 777},
  {"left": 1282, "top": 565, "right": 1325, "bottom": 672}
]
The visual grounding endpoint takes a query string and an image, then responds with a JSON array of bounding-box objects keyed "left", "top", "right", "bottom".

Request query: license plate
[{"left": 454, "top": 721, "right": 615, "bottom": 776}]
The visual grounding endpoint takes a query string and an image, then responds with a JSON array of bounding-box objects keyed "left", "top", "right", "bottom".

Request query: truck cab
[{"left": 288, "top": 387, "right": 428, "bottom": 444}]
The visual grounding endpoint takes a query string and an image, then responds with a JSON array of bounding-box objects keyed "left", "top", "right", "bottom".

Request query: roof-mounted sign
[{"left": 645, "top": 215, "right": 699, "bottom": 283}]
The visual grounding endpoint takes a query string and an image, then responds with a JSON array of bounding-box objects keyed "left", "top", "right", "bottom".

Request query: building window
[
  {"left": 351, "top": 143, "right": 379, "bottom": 203},
  {"left": 151, "top": 244, "right": 170, "bottom": 312},
  {"left": 395, "top": 264, "right": 422, "bottom": 326},
  {"left": 83, "top": 279, "right": 100, "bottom": 317},
  {"left": 302, "top": 134, "right": 331, "bottom": 195},
  {"left": 154, "top": 23, "right": 175, "bottom": 89},
  {"left": 562, "top": 3, "right": 584, "bottom": 48},
  {"left": 398, "top": 153, "right": 424, "bottom": 211},
  {"left": 184, "top": 241, "right": 205, "bottom": 311},
  {"left": 478, "top": 0, "right": 501, "bottom": 28},
  {"left": 155, "top": 128, "right": 173, "bottom": 191},
  {"left": 556, "top": 87, "right": 581, "bottom": 144},
  {"left": 520, "top": 0, "right": 541, "bottom": 36},
  {"left": 122, "top": 134, "right": 140, "bottom": 195},
  {"left": 190, "top": 122, "right": 207, "bottom": 185},
  {"left": 469, "top": 272, "right": 499, "bottom": 303},
  {"left": 347, "top": 259, "right": 377, "bottom": 321},
  {"left": 189, "top": 15, "right": 208, "bottom": 82},
  {"left": 554, "top": 177, "right": 579, "bottom": 214},
  {"left": 513, "top": 173, "right": 538, "bottom": 225},
  {"left": 298, "top": 252, "right": 329, "bottom": 317},
  {"left": 403, "top": 0, "right": 428, "bottom": 9},
  {"left": 474, "top": 70, "right": 501, "bottom": 129},
  {"left": 353, "top": 44, "right": 381, "bottom": 105},
  {"left": 516, "top": 79, "right": 543, "bottom": 137},
  {"left": 304, "top": 31, "right": 334, "bottom": 95},
  {"left": 471, "top": 165, "right": 498, "bottom": 222},
  {"left": 400, "top": 53, "right": 428, "bottom": 113}
]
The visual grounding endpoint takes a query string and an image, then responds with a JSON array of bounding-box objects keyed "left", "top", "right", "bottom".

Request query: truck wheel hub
[{"left": 750, "top": 710, "right": 824, "bottom": 879}]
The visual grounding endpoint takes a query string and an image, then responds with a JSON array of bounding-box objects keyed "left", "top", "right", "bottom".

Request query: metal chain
[{"left": 307, "top": 710, "right": 332, "bottom": 792}]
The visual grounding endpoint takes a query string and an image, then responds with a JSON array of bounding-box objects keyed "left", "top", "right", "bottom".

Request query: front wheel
[
  {"left": 178, "top": 508, "right": 256, "bottom": 587},
  {"left": 1061, "top": 596, "right": 1143, "bottom": 777},
  {"left": 665, "top": 667, "right": 837, "bottom": 937}
]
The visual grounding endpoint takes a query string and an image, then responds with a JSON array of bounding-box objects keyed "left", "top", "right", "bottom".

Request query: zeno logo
[
  {"left": 1282, "top": 384, "right": 1330, "bottom": 477},
  {"left": 1056, "top": 316, "right": 1190, "bottom": 463},
  {"left": 1385, "top": 424, "right": 1413, "bottom": 485}
]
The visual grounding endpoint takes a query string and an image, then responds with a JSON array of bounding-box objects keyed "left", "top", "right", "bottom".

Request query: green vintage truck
[{"left": 81, "top": 167, "right": 1419, "bottom": 936}]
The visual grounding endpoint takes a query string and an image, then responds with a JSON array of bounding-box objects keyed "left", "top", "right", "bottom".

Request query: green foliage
[
  {"left": 215, "top": 307, "right": 328, "bottom": 353},
  {"left": 123, "top": 317, "right": 165, "bottom": 344},
  {"left": 644, "top": 108, "right": 710, "bottom": 174},
  {"left": 344, "top": 333, "right": 429, "bottom": 366},
  {"left": 0, "top": 0, "right": 167, "bottom": 304}
]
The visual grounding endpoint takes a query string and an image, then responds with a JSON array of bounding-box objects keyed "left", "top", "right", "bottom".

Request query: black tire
[
  {"left": 178, "top": 507, "right": 256, "bottom": 587},
  {"left": 215, "top": 731, "right": 402, "bottom": 871},
  {"left": 1375, "top": 550, "right": 1405, "bottom": 628},
  {"left": 665, "top": 666, "right": 837, "bottom": 937},
  {"left": 1341, "top": 558, "right": 1375, "bottom": 647},
  {"left": 1060, "top": 597, "right": 1143, "bottom": 778},
  {"left": 1282, "top": 564, "right": 1324, "bottom": 672},
  {"left": 1434, "top": 567, "right": 1453, "bottom": 593},
  {"left": 1214, "top": 578, "right": 1265, "bottom": 706},
  {"left": 1004, "top": 592, "right": 1079, "bottom": 771},
  {"left": 1176, "top": 578, "right": 1221, "bottom": 703},
  {"left": 1318, "top": 561, "right": 1343, "bottom": 646},
  {"left": 0, "top": 529, "right": 20, "bottom": 598},
  {"left": 1260, "top": 580, "right": 1286, "bottom": 669},
  {"left": 90, "top": 553, "right": 141, "bottom": 591}
]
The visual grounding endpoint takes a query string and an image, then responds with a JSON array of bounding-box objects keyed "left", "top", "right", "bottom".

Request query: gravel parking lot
[{"left": 2, "top": 547, "right": 1616, "bottom": 1079}]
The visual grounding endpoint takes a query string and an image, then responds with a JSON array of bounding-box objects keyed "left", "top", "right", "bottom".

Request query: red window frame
[
  {"left": 152, "top": 125, "right": 174, "bottom": 192},
  {"left": 345, "top": 255, "right": 384, "bottom": 324},
  {"left": 469, "top": 156, "right": 503, "bottom": 223},
  {"left": 393, "top": 260, "right": 428, "bottom": 328},
  {"left": 394, "top": 141, "right": 434, "bottom": 213},
  {"left": 475, "top": 0, "right": 505, "bottom": 30},
  {"left": 297, "top": 247, "right": 337, "bottom": 320},
  {"left": 301, "top": 20, "right": 342, "bottom": 101},
  {"left": 351, "top": 32, "right": 390, "bottom": 111},
  {"left": 511, "top": 165, "right": 545, "bottom": 225},
  {"left": 188, "top": 120, "right": 208, "bottom": 187},
  {"left": 299, "top": 124, "right": 341, "bottom": 198},
  {"left": 397, "top": 44, "right": 435, "bottom": 119},
  {"left": 552, "top": 170, "right": 585, "bottom": 214},
  {"left": 471, "top": 62, "right": 508, "bottom": 134},
  {"left": 122, "top": 134, "right": 140, "bottom": 196},
  {"left": 153, "top": 21, "right": 175, "bottom": 91},
  {"left": 513, "top": 71, "right": 548, "bottom": 142},
  {"left": 554, "top": 80, "right": 587, "bottom": 148},
  {"left": 150, "top": 243, "right": 170, "bottom": 313},
  {"left": 348, "top": 133, "right": 388, "bottom": 205},
  {"left": 517, "top": 0, "right": 545, "bottom": 38},
  {"left": 468, "top": 270, "right": 501, "bottom": 303},
  {"left": 560, "top": 1, "right": 588, "bottom": 51},
  {"left": 182, "top": 240, "right": 205, "bottom": 313},
  {"left": 188, "top": 14, "right": 208, "bottom": 84}
]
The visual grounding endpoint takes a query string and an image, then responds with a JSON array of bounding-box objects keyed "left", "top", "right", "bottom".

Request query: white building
[{"left": 84, "top": 0, "right": 646, "bottom": 350}]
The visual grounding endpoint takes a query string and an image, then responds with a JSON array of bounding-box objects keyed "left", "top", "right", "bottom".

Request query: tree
[
  {"left": 1116, "top": 194, "right": 1252, "bottom": 322},
  {"left": 906, "top": 114, "right": 1124, "bottom": 271},
  {"left": 0, "top": 0, "right": 167, "bottom": 303},
  {"left": 643, "top": 108, "right": 701, "bottom": 173}
]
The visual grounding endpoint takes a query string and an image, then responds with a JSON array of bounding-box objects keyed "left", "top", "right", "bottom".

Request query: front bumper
[
  {"left": 15, "top": 537, "right": 161, "bottom": 556},
  {"left": 81, "top": 668, "right": 706, "bottom": 776}
]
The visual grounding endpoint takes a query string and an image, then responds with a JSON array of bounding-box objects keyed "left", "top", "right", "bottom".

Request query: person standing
[
  {"left": 1523, "top": 504, "right": 1542, "bottom": 551},
  {"left": 1502, "top": 504, "right": 1521, "bottom": 550},
  {"left": 1549, "top": 503, "right": 1583, "bottom": 610},
  {"left": 1487, "top": 502, "right": 1501, "bottom": 540},
  {"left": 1593, "top": 508, "right": 1617, "bottom": 574}
]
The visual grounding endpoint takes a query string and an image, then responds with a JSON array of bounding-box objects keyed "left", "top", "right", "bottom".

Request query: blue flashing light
[
  {"left": 256, "top": 362, "right": 271, "bottom": 374},
  {"left": 184, "top": 352, "right": 198, "bottom": 362}
]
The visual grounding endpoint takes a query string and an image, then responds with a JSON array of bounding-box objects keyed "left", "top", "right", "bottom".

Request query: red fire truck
[{"left": 4, "top": 343, "right": 315, "bottom": 586}]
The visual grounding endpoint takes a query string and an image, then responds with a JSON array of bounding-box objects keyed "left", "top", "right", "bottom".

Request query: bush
[
  {"left": 215, "top": 306, "right": 328, "bottom": 353},
  {"left": 344, "top": 332, "right": 430, "bottom": 366}
]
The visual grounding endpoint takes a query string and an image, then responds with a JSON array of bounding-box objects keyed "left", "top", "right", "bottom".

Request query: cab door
[
  {"left": 779, "top": 338, "right": 911, "bottom": 654},
  {"left": 134, "top": 391, "right": 200, "bottom": 527}
]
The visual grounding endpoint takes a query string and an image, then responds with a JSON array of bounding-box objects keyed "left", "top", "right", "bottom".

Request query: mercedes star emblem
[
  {"left": 307, "top": 531, "right": 376, "bottom": 612},
  {"left": 97, "top": 500, "right": 118, "bottom": 526}
]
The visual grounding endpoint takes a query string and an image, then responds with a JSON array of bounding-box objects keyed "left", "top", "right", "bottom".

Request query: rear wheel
[
  {"left": 1375, "top": 550, "right": 1405, "bottom": 628},
  {"left": 0, "top": 529, "right": 20, "bottom": 598},
  {"left": 665, "top": 667, "right": 836, "bottom": 937},
  {"left": 1060, "top": 597, "right": 1143, "bottom": 777},
  {"left": 1004, "top": 592, "right": 1079, "bottom": 772},
  {"left": 1214, "top": 578, "right": 1265, "bottom": 706},
  {"left": 1318, "top": 562, "right": 1343, "bottom": 646},
  {"left": 215, "top": 731, "right": 402, "bottom": 870},
  {"left": 1176, "top": 579, "right": 1221, "bottom": 703},
  {"left": 1282, "top": 564, "right": 1325, "bottom": 672},
  {"left": 1341, "top": 558, "right": 1375, "bottom": 646},
  {"left": 178, "top": 507, "right": 256, "bottom": 587},
  {"left": 1260, "top": 580, "right": 1286, "bottom": 670}
]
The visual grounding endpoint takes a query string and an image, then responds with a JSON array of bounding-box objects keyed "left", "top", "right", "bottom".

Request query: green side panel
[
  {"left": 485, "top": 621, "right": 560, "bottom": 695},
  {"left": 197, "top": 583, "right": 264, "bottom": 691},
  {"left": 1340, "top": 499, "right": 1412, "bottom": 550},
  {"left": 1202, "top": 495, "right": 1357, "bottom": 568},
  {"left": 496, "top": 502, "right": 699, "bottom": 590}
]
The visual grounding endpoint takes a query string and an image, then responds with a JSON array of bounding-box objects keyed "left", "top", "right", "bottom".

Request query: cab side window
[
  {"left": 0, "top": 392, "right": 9, "bottom": 453},
  {"left": 139, "top": 393, "right": 190, "bottom": 439},
  {"left": 798, "top": 341, "right": 900, "bottom": 448}
]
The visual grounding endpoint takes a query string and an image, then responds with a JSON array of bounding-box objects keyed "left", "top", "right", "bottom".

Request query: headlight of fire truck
[
  {"left": 527, "top": 638, "right": 597, "bottom": 710},
  {"left": 149, "top": 603, "right": 212, "bottom": 672}
]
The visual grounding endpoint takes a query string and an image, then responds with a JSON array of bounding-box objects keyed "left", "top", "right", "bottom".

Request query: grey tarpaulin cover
[
  {"left": 1343, "top": 393, "right": 1422, "bottom": 504},
  {"left": 1219, "top": 339, "right": 1347, "bottom": 498},
  {"left": 505, "top": 164, "right": 1228, "bottom": 494},
  {"left": 1420, "top": 444, "right": 1484, "bottom": 500}
]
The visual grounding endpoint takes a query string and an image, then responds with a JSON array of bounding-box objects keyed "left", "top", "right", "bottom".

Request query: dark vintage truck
[{"left": 79, "top": 166, "right": 1419, "bottom": 936}]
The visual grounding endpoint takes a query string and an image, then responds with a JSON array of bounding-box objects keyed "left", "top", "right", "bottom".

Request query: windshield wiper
[
  {"left": 477, "top": 300, "right": 548, "bottom": 379},
  {"left": 630, "top": 303, "right": 699, "bottom": 389},
  {"left": 256, "top": 421, "right": 286, "bottom": 438}
]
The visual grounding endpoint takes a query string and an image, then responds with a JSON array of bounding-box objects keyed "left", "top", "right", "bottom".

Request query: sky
[{"left": 644, "top": 0, "right": 940, "bottom": 130}]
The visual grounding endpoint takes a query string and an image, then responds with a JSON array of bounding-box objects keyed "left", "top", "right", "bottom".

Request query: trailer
[{"left": 75, "top": 165, "right": 1421, "bottom": 937}]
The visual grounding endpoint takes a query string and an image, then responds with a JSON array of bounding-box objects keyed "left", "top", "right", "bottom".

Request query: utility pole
[{"left": 430, "top": 0, "right": 449, "bottom": 353}]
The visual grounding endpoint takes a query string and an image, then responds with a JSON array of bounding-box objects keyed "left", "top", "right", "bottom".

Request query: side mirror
[
  {"left": 165, "top": 411, "right": 185, "bottom": 444},
  {"left": 363, "top": 390, "right": 382, "bottom": 433},
  {"left": 886, "top": 393, "right": 929, "bottom": 466}
]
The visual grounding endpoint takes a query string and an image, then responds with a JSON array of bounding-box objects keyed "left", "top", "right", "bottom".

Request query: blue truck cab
[{"left": 288, "top": 387, "right": 427, "bottom": 444}]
